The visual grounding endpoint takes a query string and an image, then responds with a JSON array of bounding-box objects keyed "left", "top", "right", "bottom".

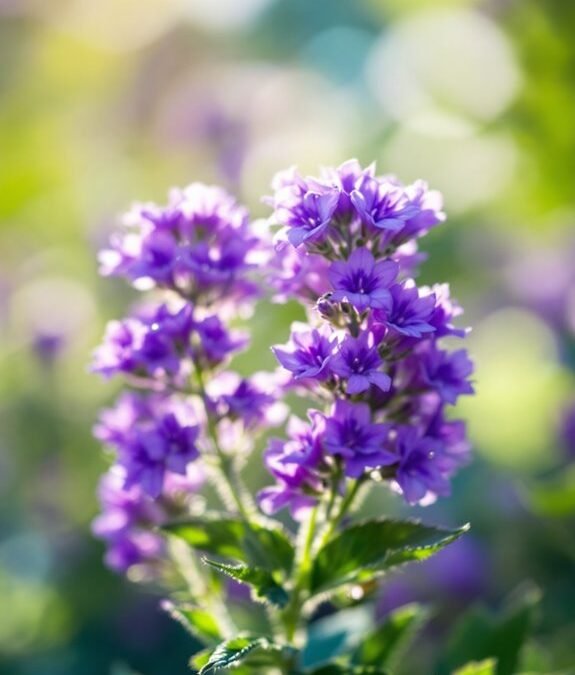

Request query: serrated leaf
[
  {"left": 454, "top": 659, "right": 497, "bottom": 675},
  {"left": 301, "top": 605, "right": 375, "bottom": 668},
  {"left": 309, "top": 518, "right": 469, "bottom": 594},
  {"left": 203, "top": 559, "right": 289, "bottom": 608},
  {"left": 352, "top": 603, "right": 429, "bottom": 668},
  {"left": 441, "top": 583, "right": 540, "bottom": 675},
  {"left": 190, "top": 649, "right": 211, "bottom": 671},
  {"left": 162, "top": 600, "right": 221, "bottom": 645},
  {"left": 195, "top": 635, "right": 281, "bottom": 674},
  {"left": 163, "top": 515, "right": 294, "bottom": 573}
]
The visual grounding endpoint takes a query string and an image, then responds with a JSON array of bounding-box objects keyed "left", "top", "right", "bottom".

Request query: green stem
[
  {"left": 319, "top": 477, "right": 365, "bottom": 548},
  {"left": 281, "top": 504, "right": 319, "bottom": 645},
  {"left": 193, "top": 360, "right": 255, "bottom": 520},
  {"left": 169, "top": 537, "right": 237, "bottom": 638}
]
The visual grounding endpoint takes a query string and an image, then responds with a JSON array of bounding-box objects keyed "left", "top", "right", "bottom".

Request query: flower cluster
[
  {"left": 91, "top": 164, "right": 476, "bottom": 674},
  {"left": 92, "top": 463, "right": 202, "bottom": 573},
  {"left": 99, "top": 183, "right": 262, "bottom": 304},
  {"left": 260, "top": 160, "right": 474, "bottom": 514},
  {"left": 92, "top": 184, "right": 277, "bottom": 572}
]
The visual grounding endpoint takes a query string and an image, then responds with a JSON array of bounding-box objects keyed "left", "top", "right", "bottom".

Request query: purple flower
[
  {"left": 392, "top": 180, "right": 445, "bottom": 244},
  {"left": 121, "top": 412, "right": 200, "bottom": 498},
  {"left": 374, "top": 282, "right": 437, "bottom": 338},
  {"left": 92, "top": 304, "right": 193, "bottom": 379},
  {"left": 329, "top": 248, "right": 398, "bottom": 311},
  {"left": 99, "top": 183, "right": 263, "bottom": 302},
  {"left": 419, "top": 344, "right": 475, "bottom": 405},
  {"left": 267, "top": 246, "right": 331, "bottom": 303},
  {"left": 393, "top": 426, "right": 450, "bottom": 505},
  {"left": 319, "top": 159, "right": 375, "bottom": 218},
  {"left": 427, "top": 414, "right": 471, "bottom": 475},
  {"left": 268, "top": 167, "right": 340, "bottom": 248},
  {"left": 92, "top": 467, "right": 165, "bottom": 572},
  {"left": 351, "top": 175, "right": 420, "bottom": 232},
  {"left": 194, "top": 315, "right": 248, "bottom": 366},
  {"left": 257, "top": 415, "right": 325, "bottom": 518},
  {"left": 208, "top": 373, "right": 283, "bottom": 430},
  {"left": 93, "top": 463, "right": 203, "bottom": 572},
  {"left": 423, "top": 283, "right": 468, "bottom": 338},
  {"left": 397, "top": 343, "right": 474, "bottom": 405},
  {"left": 180, "top": 235, "right": 258, "bottom": 298},
  {"left": 330, "top": 332, "right": 391, "bottom": 394},
  {"left": 32, "top": 331, "right": 65, "bottom": 364},
  {"left": 277, "top": 190, "right": 340, "bottom": 248},
  {"left": 323, "top": 400, "right": 395, "bottom": 478},
  {"left": 96, "top": 394, "right": 201, "bottom": 498},
  {"left": 94, "top": 392, "right": 152, "bottom": 447},
  {"left": 272, "top": 324, "right": 338, "bottom": 381}
]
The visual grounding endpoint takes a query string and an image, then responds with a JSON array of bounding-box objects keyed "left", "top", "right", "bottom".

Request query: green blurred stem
[
  {"left": 280, "top": 477, "right": 365, "bottom": 659},
  {"left": 193, "top": 361, "right": 255, "bottom": 520},
  {"left": 281, "top": 504, "right": 319, "bottom": 646},
  {"left": 319, "top": 476, "right": 365, "bottom": 548},
  {"left": 169, "top": 537, "right": 237, "bottom": 638}
]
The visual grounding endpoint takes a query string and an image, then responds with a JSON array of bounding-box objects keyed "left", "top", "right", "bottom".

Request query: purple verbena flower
[
  {"left": 397, "top": 342, "right": 474, "bottom": 405},
  {"left": 92, "top": 467, "right": 165, "bottom": 572},
  {"left": 329, "top": 248, "right": 398, "bottom": 311},
  {"left": 393, "top": 426, "right": 450, "bottom": 505},
  {"left": 392, "top": 180, "right": 445, "bottom": 244},
  {"left": 423, "top": 283, "right": 468, "bottom": 338},
  {"left": 194, "top": 315, "right": 248, "bottom": 366},
  {"left": 271, "top": 173, "right": 340, "bottom": 248},
  {"left": 92, "top": 304, "right": 194, "bottom": 380},
  {"left": 120, "top": 412, "right": 200, "bottom": 498},
  {"left": 208, "top": 372, "right": 284, "bottom": 430},
  {"left": 323, "top": 400, "right": 395, "bottom": 478},
  {"left": 374, "top": 282, "right": 437, "bottom": 338},
  {"left": 96, "top": 394, "right": 201, "bottom": 499},
  {"left": 351, "top": 175, "right": 420, "bottom": 233},
  {"left": 272, "top": 323, "right": 338, "bottom": 381},
  {"left": 330, "top": 332, "right": 391, "bottom": 394},
  {"left": 267, "top": 245, "right": 331, "bottom": 303},
  {"left": 419, "top": 344, "right": 475, "bottom": 405},
  {"left": 319, "top": 159, "right": 375, "bottom": 218},
  {"left": 99, "top": 183, "right": 263, "bottom": 303},
  {"left": 257, "top": 414, "right": 326, "bottom": 519}
]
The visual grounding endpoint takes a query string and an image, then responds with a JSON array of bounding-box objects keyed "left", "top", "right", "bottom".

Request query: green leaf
[
  {"left": 454, "top": 659, "right": 497, "bottom": 675},
  {"left": 301, "top": 605, "right": 375, "bottom": 668},
  {"left": 203, "top": 559, "right": 289, "bottom": 608},
  {"left": 195, "top": 635, "right": 284, "bottom": 674},
  {"left": 163, "top": 515, "right": 294, "bottom": 573},
  {"left": 352, "top": 603, "right": 430, "bottom": 669},
  {"left": 309, "top": 518, "right": 469, "bottom": 594},
  {"left": 190, "top": 649, "right": 211, "bottom": 671},
  {"left": 162, "top": 600, "right": 221, "bottom": 645},
  {"left": 441, "top": 583, "right": 540, "bottom": 675}
]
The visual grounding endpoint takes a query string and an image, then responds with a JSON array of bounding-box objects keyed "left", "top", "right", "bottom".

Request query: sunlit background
[{"left": 1, "top": 0, "right": 575, "bottom": 673}]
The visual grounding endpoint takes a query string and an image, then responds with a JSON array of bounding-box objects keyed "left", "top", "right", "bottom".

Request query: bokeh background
[{"left": 1, "top": 0, "right": 575, "bottom": 673}]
